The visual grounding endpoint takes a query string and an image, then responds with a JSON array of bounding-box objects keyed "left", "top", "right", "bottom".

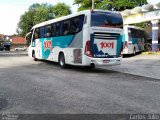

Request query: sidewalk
[{"left": 101, "top": 54, "right": 160, "bottom": 80}]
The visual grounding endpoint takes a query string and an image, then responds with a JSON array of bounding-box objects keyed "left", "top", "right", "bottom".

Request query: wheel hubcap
[{"left": 60, "top": 58, "right": 64, "bottom": 66}]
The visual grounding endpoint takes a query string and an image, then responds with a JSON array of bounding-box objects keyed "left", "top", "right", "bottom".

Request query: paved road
[
  {"left": 0, "top": 51, "right": 160, "bottom": 114},
  {"left": 105, "top": 54, "right": 160, "bottom": 79}
]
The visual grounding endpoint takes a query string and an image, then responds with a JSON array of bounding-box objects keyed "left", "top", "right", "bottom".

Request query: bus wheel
[
  {"left": 85, "top": 64, "right": 95, "bottom": 69},
  {"left": 90, "top": 64, "right": 95, "bottom": 69},
  {"left": 32, "top": 51, "right": 37, "bottom": 61},
  {"left": 133, "top": 47, "right": 136, "bottom": 55},
  {"left": 59, "top": 53, "right": 66, "bottom": 68}
]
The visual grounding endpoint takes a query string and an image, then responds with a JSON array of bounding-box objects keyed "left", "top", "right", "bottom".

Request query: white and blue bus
[
  {"left": 123, "top": 25, "right": 147, "bottom": 55},
  {"left": 27, "top": 10, "right": 124, "bottom": 68}
]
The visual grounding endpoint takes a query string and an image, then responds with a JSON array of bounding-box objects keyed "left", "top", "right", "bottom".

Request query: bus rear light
[{"left": 85, "top": 40, "right": 93, "bottom": 57}]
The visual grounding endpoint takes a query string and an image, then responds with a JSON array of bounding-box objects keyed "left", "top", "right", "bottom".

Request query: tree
[
  {"left": 74, "top": 0, "right": 147, "bottom": 11},
  {"left": 17, "top": 10, "right": 34, "bottom": 37},
  {"left": 52, "top": 3, "right": 72, "bottom": 18},
  {"left": 17, "top": 3, "right": 71, "bottom": 37}
]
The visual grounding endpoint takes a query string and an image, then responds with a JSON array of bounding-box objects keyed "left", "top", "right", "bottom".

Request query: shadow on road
[
  {"left": 67, "top": 66, "right": 117, "bottom": 74},
  {"left": 39, "top": 59, "right": 119, "bottom": 74},
  {"left": 122, "top": 52, "right": 141, "bottom": 58},
  {"left": 0, "top": 51, "right": 28, "bottom": 57},
  {"left": 34, "top": 59, "right": 160, "bottom": 82},
  {"left": 0, "top": 98, "right": 8, "bottom": 111}
]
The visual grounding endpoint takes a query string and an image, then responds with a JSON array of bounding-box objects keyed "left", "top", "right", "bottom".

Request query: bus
[
  {"left": 123, "top": 25, "right": 147, "bottom": 55},
  {"left": 27, "top": 10, "right": 124, "bottom": 68}
]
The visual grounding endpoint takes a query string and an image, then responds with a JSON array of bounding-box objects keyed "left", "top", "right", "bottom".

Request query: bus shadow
[
  {"left": 68, "top": 66, "right": 117, "bottom": 73},
  {"left": 39, "top": 59, "right": 60, "bottom": 67},
  {"left": 122, "top": 52, "right": 141, "bottom": 58},
  {"left": 40, "top": 60, "right": 117, "bottom": 73}
]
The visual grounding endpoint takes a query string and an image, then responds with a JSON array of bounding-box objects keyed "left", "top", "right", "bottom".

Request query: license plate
[{"left": 103, "top": 60, "right": 110, "bottom": 63}]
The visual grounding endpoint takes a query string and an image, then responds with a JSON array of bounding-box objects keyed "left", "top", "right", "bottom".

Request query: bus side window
[
  {"left": 71, "top": 18, "right": 79, "bottom": 34},
  {"left": 79, "top": 15, "right": 84, "bottom": 29},
  {"left": 70, "top": 15, "right": 84, "bottom": 35},
  {"left": 62, "top": 20, "right": 70, "bottom": 36},
  {"left": 40, "top": 27, "right": 44, "bottom": 38},
  {"left": 131, "top": 28, "right": 136, "bottom": 38},
  {"left": 52, "top": 24, "right": 56, "bottom": 37},
  {"left": 45, "top": 25, "right": 52, "bottom": 38},
  {"left": 128, "top": 28, "right": 131, "bottom": 41},
  {"left": 55, "top": 23, "right": 60, "bottom": 37}
]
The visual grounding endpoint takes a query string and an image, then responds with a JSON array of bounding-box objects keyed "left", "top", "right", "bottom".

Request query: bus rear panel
[{"left": 83, "top": 10, "right": 124, "bottom": 66}]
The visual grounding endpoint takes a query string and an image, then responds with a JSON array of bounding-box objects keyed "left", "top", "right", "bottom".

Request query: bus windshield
[{"left": 91, "top": 11, "right": 123, "bottom": 28}]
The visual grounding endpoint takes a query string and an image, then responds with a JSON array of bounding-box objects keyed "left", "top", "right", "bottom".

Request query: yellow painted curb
[{"left": 142, "top": 52, "right": 160, "bottom": 55}]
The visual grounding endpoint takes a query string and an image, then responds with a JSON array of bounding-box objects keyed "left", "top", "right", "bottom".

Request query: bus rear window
[{"left": 91, "top": 11, "right": 123, "bottom": 28}]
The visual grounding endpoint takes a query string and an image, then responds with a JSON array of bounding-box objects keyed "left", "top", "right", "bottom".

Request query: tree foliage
[
  {"left": 17, "top": 3, "right": 71, "bottom": 37},
  {"left": 74, "top": 0, "right": 147, "bottom": 11},
  {"left": 52, "top": 3, "right": 72, "bottom": 18}
]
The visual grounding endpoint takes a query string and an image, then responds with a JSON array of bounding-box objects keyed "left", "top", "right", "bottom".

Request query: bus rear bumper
[{"left": 89, "top": 57, "right": 122, "bottom": 66}]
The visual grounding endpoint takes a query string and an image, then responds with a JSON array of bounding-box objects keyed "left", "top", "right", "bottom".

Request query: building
[
  {"left": 121, "top": 2, "right": 160, "bottom": 51},
  {"left": 10, "top": 36, "right": 26, "bottom": 48},
  {"left": 145, "top": 23, "right": 160, "bottom": 42}
]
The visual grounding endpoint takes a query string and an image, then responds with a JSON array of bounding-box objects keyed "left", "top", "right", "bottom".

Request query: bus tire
[
  {"left": 133, "top": 47, "right": 136, "bottom": 55},
  {"left": 59, "top": 53, "right": 66, "bottom": 68},
  {"left": 85, "top": 64, "right": 95, "bottom": 69},
  {"left": 32, "top": 51, "right": 38, "bottom": 61},
  {"left": 90, "top": 64, "right": 95, "bottom": 69}
]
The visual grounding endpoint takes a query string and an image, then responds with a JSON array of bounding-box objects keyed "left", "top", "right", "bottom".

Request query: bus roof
[{"left": 31, "top": 9, "right": 121, "bottom": 30}]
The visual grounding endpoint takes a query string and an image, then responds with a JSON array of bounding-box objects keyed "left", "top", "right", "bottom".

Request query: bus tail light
[{"left": 85, "top": 40, "right": 93, "bottom": 57}]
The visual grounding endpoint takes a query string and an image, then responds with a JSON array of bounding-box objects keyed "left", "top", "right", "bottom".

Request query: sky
[
  {"left": 0, "top": 0, "right": 159, "bottom": 35},
  {"left": 0, "top": 0, "right": 78, "bottom": 35},
  {"left": 147, "top": 0, "right": 159, "bottom": 4}
]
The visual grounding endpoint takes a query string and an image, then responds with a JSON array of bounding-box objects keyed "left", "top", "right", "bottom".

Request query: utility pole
[{"left": 92, "top": 0, "right": 94, "bottom": 9}]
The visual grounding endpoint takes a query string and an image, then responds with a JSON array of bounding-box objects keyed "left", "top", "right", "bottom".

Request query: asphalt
[
  {"left": 0, "top": 51, "right": 160, "bottom": 114},
  {"left": 101, "top": 54, "right": 160, "bottom": 80}
]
